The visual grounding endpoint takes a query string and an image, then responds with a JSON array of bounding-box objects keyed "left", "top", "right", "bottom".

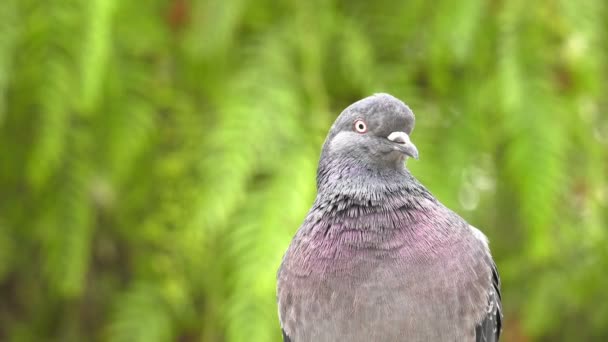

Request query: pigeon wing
[{"left": 475, "top": 259, "right": 503, "bottom": 342}]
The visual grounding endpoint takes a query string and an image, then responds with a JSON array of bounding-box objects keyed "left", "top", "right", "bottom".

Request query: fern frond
[
  {"left": 79, "top": 0, "right": 117, "bottom": 114},
  {"left": 225, "top": 146, "right": 318, "bottom": 342},
  {"left": 24, "top": 0, "right": 84, "bottom": 189},
  {"left": 184, "top": 0, "right": 246, "bottom": 58},
  {"left": 0, "top": 0, "right": 18, "bottom": 122},
  {"left": 191, "top": 29, "right": 300, "bottom": 237},
  {"left": 105, "top": 284, "right": 173, "bottom": 342},
  {"left": 41, "top": 128, "right": 94, "bottom": 297}
]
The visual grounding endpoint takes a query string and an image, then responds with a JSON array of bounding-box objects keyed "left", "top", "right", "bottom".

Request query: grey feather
[
  {"left": 475, "top": 260, "right": 503, "bottom": 342},
  {"left": 282, "top": 329, "right": 292, "bottom": 342},
  {"left": 277, "top": 94, "right": 502, "bottom": 342}
]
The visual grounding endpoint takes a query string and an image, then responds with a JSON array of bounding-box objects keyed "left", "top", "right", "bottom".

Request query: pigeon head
[{"left": 320, "top": 93, "right": 418, "bottom": 174}]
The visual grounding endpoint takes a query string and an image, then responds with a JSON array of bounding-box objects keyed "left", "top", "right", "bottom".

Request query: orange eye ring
[{"left": 354, "top": 119, "right": 367, "bottom": 133}]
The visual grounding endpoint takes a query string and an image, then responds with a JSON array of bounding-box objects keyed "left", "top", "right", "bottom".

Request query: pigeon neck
[{"left": 316, "top": 155, "right": 428, "bottom": 201}]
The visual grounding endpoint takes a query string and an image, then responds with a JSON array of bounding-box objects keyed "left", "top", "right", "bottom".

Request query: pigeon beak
[{"left": 387, "top": 132, "right": 419, "bottom": 160}]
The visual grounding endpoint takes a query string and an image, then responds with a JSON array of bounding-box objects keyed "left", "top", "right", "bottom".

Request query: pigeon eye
[{"left": 354, "top": 120, "right": 367, "bottom": 133}]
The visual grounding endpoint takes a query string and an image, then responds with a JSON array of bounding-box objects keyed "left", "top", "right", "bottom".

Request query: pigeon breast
[{"left": 277, "top": 182, "right": 494, "bottom": 342}]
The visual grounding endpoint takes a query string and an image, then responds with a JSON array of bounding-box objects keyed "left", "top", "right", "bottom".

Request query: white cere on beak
[
  {"left": 387, "top": 131, "right": 419, "bottom": 159},
  {"left": 387, "top": 132, "right": 412, "bottom": 145}
]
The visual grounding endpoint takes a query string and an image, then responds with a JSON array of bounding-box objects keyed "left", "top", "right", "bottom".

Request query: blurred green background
[{"left": 0, "top": 0, "right": 607, "bottom": 341}]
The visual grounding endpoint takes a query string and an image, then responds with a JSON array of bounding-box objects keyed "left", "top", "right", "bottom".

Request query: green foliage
[{"left": 0, "top": 0, "right": 607, "bottom": 341}]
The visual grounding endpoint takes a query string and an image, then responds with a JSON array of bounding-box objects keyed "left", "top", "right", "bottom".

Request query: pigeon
[{"left": 277, "top": 93, "right": 502, "bottom": 342}]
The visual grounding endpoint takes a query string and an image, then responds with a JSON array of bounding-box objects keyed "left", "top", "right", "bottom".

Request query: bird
[{"left": 276, "top": 93, "right": 502, "bottom": 342}]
